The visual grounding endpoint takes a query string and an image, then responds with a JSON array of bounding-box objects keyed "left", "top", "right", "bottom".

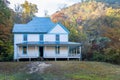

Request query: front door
[{"left": 39, "top": 47, "right": 43, "bottom": 57}]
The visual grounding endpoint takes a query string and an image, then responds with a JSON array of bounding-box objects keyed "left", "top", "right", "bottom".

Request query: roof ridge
[{"left": 13, "top": 17, "right": 55, "bottom": 33}]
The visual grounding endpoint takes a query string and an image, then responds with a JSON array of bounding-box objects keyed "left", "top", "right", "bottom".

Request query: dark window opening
[
  {"left": 23, "top": 34, "right": 27, "bottom": 41},
  {"left": 55, "top": 46, "right": 60, "bottom": 54},
  {"left": 23, "top": 46, "right": 27, "bottom": 54},
  {"left": 39, "top": 34, "right": 44, "bottom": 41},
  {"left": 56, "top": 34, "right": 59, "bottom": 42},
  {"left": 39, "top": 47, "right": 43, "bottom": 57}
]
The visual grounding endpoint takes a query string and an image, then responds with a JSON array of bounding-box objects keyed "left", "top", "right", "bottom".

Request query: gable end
[{"left": 48, "top": 22, "right": 69, "bottom": 34}]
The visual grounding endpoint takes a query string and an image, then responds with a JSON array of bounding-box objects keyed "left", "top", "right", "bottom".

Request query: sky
[{"left": 8, "top": 0, "right": 81, "bottom": 17}]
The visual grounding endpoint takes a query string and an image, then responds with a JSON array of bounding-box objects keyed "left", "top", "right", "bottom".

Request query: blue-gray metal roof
[
  {"left": 12, "top": 17, "right": 56, "bottom": 33},
  {"left": 17, "top": 41, "right": 81, "bottom": 46}
]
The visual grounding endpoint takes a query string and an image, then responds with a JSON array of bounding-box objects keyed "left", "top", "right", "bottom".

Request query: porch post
[
  {"left": 35, "top": 45, "right": 37, "bottom": 57},
  {"left": 74, "top": 49, "right": 75, "bottom": 54},
  {"left": 79, "top": 46, "right": 81, "bottom": 61},
  {"left": 67, "top": 46, "right": 69, "bottom": 61},
  {"left": 27, "top": 45, "right": 30, "bottom": 61},
  {"left": 55, "top": 46, "right": 57, "bottom": 61},
  {"left": 55, "top": 45, "right": 57, "bottom": 61},
  {"left": 76, "top": 48, "right": 77, "bottom": 55},
  {"left": 17, "top": 46, "right": 19, "bottom": 62}
]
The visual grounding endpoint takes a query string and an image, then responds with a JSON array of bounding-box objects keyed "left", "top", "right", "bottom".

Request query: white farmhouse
[{"left": 12, "top": 17, "right": 81, "bottom": 61}]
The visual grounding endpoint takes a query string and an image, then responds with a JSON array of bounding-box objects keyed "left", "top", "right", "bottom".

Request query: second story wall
[
  {"left": 44, "top": 34, "right": 55, "bottom": 42},
  {"left": 14, "top": 33, "right": 68, "bottom": 44},
  {"left": 28, "top": 34, "right": 39, "bottom": 42},
  {"left": 14, "top": 34, "right": 23, "bottom": 44},
  {"left": 60, "top": 34, "right": 68, "bottom": 42},
  {"left": 44, "top": 34, "right": 68, "bottom": 42}
]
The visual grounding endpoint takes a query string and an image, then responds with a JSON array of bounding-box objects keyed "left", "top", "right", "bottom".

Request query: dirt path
[{"left": 27, "top": 62, "right": 51, "bottom": 74}]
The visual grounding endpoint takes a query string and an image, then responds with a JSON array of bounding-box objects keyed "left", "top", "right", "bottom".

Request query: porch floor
[{"left": 17, "top": 54, "right": 81, "bottom": 59}]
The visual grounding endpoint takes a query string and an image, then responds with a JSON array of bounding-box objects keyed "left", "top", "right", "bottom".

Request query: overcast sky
[{"left": 8, "top": 0, "right": 81, "bottom": 17}]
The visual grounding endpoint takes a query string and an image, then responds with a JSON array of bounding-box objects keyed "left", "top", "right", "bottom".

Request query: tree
[
  {"left": 14, "top": 4, "right": 23, "bottom": 23},
  {"left": 21, "top": 0, "right": 38, "bottom": 17},
  {"left": 0, "top": 0, "right": 11, "bottom": 24},
  {"left": 0, "top": 0, "right": 13, "bottom": 61},
  {"left": 14, "top": 0, "right": 38, "bottom": 23}
]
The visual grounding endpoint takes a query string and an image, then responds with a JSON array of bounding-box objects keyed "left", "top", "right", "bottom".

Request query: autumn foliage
[
  {"left": 0, "top": 0, "right": 13, "bottom": 61},
  {"left": 0, "top": 0, "right": 120, "bottom": 63},
  {"left": 52, "top": 1, "right": 120, "bottom": 64}
]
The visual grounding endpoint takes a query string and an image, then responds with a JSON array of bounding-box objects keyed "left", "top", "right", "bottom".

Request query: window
[
  {"left": 56, "top": 34, "right": 59, "bottom": 42},
  {"left": 23, "top": 46, "right": 27, "bottom": 54},
  {"left": 55, "top": 46, "right": 60, "bottom": 54},
  {"left": 23, "top": 34, "right": 27, "bottom": 41},
  {"left": 39, "top": 34, "right": 44, "bottom": 41}
]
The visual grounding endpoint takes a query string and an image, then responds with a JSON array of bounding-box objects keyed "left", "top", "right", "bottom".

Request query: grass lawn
[{"left": 0, "top": 61, "right": 120, "bottom": 80}]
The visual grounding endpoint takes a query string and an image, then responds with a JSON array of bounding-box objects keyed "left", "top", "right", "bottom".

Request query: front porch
[{"left": 16, "top": 42, "right": 81, "bottom": 61}]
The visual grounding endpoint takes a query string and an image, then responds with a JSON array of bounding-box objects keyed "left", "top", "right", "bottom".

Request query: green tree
[{"left": 0, "top": 0, "right": 13, "bottom": 61}]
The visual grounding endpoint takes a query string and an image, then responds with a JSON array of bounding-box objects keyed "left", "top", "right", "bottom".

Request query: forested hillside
[
  {"left": 51, "top": 1, "right": 120, "bottom": 64},
  {"left": 96, "top": 0, "right": 120, "bottom": 4},
  {"left": 96, "top": 0, "right": 120, "bottom": 8},
  {"left": 0, "top": 0, "right": 120, "bottom": 64}
]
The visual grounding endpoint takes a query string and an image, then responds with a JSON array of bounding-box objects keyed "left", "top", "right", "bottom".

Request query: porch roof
[{"left": 17, "top": 41, "right": 81, "bottom": 46}]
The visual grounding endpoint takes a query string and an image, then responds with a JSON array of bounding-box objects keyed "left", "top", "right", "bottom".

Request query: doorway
[{"left": 39, "top": 47, "right": 44, "bottom": 57}]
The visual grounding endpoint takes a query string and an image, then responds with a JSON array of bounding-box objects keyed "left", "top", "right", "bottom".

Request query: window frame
[
  {"left": 23, "top": 46, "right": 27, "bottom": 54},
  {"left": 39, "top": 34, "right": 44, "bottom": 41},
  {"left": 55, "top": 46, "right": 60, "bottom": 54},
  {"left": 23, "top": 34, "right": 27, "bottom": 41},
  {"left": 56, "top": 34, "right": 60, "bottom": 42}
]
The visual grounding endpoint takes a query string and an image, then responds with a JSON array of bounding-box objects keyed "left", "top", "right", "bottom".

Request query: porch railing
[
  {"left": 68, "top": 53, "right": 81, "bottom": 58},
  {"left": 17, "top": 54, "right": 39, "bottom": 59}
]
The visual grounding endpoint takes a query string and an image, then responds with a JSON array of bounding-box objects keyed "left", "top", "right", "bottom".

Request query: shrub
[
  {"left": 104, "top": 48, "right": 120, "bottom": 64},
  {"left": 0, "top": 53, "right": 13, "bottom": 61},
  {"left": 92, "top": 51, "right": 106, "bottom": 62}
]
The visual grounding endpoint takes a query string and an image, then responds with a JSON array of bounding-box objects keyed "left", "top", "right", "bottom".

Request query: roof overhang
[
  {"left": 17, "top": 41, "right": 81, "bottom": 47},
  {"left": 13, "top": 32, "right": 47, "bottom": 34}
]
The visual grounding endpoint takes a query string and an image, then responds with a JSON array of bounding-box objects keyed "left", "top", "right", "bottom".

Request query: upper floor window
[
  {"left": 56, "top": 34, "right": 59, "bottom": 42},
  {"left": 23, "top": 34, "right": 27, "bottom": 41},
  {"left": 39, "top": 34, "right": 44, "bottom": 41}
]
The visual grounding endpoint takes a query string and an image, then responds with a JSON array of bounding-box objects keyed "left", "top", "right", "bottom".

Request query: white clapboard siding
[{"left": 49, "top": 24, "right": 68, "bottom": 34}]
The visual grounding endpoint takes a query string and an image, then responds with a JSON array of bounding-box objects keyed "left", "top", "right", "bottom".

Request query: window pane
[
  {"left": 23, "top": 34, "right": 27, "bottom": 41},
  {"left": 56, "top": 34, "right": 59, "bottom": 41},
  {"left": 55, "top": 46, "right": 60, "bottom": 54},
  {"left": 23, "top": 46, "right": 27, "bottom": 54},
  {"left": 40, "top": 34, "right": 43, "bottom": 41}
]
